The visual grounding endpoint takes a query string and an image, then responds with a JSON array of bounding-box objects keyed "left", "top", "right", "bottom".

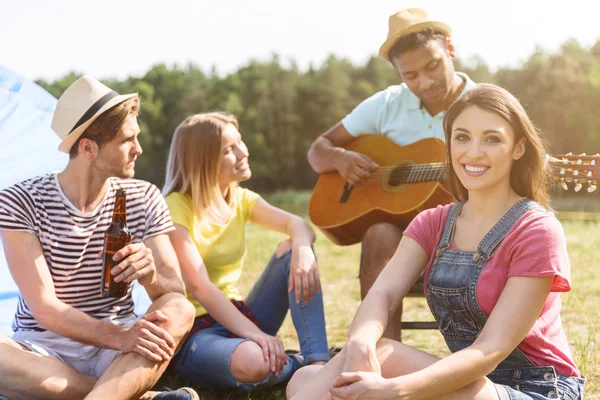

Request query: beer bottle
[{"left": 101, "top": 189, "right": 131, "bottom": 297}]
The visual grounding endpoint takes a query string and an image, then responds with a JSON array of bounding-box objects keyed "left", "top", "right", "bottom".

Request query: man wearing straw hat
[
  {"left": 0, "top": 76, "right": 198, "bottom": 399},
  {"left": 307, "top": 8, "right": 477, "bottom": 341}
]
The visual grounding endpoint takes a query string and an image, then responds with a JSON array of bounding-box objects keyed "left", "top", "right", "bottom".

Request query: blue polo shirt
[{"left": 342, "top": 72, "right": 476, "bottom": 145}]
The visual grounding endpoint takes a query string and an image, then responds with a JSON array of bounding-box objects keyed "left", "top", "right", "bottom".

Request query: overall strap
[
  {"left": 476, "top": 198, "right": 541, "bottom": 260},
  {"left": 435, "top": 202, "right": 465, "bottom": 255}
]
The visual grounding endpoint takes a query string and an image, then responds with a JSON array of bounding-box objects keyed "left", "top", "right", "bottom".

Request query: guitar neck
[{"left": 385, "top": 162, "right": 447, "bottom": 185}]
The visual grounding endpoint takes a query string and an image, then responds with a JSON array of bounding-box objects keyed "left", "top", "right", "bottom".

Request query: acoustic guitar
[{"left": 308, "top": 135, "right": 599, "bottom": 246}]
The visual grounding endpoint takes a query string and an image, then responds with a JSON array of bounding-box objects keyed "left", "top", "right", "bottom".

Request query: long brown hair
[
  {"left": 442, "top": 84, "right": 552, "bottom": 208},
  {"left": 163, "top": 112, "right": 239, "bottom": 224}
]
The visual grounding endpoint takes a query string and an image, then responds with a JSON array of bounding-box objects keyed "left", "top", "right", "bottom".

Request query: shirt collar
[
  {"left": 406, "top": 87, "right": 422, "bottom": 110},
  {"left": 459, "top": 72, "right": 477, "bottom": 92}
]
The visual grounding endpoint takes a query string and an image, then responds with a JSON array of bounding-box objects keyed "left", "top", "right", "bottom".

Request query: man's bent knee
[
  {"left": 151, "top": 293, "right": 195, "bottom": 336},
  {"left": 359, "top": 223, "right": 403, "bottom": 299},
  {"left": 171, "top": 296, "right": 196, "bottom": 334},
  {"left": 362, "top": 223, "right": 403, "bottom": 246},
  {"left": 361, "top": 223, "right": 403, "bottom": 271},
  {"left": 230, "top": 341, "right": 271, "bottom": 383}
]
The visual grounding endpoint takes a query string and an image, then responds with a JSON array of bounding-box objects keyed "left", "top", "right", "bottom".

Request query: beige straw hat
[
  {"left": 52, "top": 76, "right": 137, "bottom": 153},
  {"left": 379, "top": 8, "right": 451, "bottom": 62}
]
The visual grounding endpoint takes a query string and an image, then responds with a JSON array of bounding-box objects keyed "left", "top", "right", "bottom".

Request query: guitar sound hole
[{"left": 387, "top": 166, "right": 405, "bottom": 186}]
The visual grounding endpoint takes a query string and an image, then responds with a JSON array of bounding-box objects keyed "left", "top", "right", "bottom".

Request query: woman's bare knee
[
  {"left": 375, "top": 337, "right": 397, "bottom": 358},
  {"left": 286, "top": 365, "right": 324, "bottom": 399},
  {"left": 230, "top": 341, "right": 271, "bottom": 382}
]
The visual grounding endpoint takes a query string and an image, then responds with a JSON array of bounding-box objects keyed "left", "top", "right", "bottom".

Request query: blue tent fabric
[
  {"left": 0, "top": 66, "right": 150, "bottom": 336},
  {"left": 0, "top": 66, "right": 66, "bottom": 186},
  {"left": 0, "top": 65, "right": 67, "bottom": 336}
]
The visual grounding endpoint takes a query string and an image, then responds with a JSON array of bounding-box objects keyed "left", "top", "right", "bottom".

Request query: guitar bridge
[{"left": 339, "top": 183, "right": 354, "bottom": 203}]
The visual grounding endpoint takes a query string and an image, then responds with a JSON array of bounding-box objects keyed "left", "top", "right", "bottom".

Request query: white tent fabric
[{"left": 0, "top": 66, "right": 150, "bottom": 336}]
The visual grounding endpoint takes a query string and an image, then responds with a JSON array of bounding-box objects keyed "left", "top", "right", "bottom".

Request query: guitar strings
[
  {"left": 368, "top": 163, "right": 445, "bottom": 174},
  {"left": 367, "top": 163, "right": 446, "bottom": 179},
  {"left": 364, "top": 163, "right": 595, "bottom": 184}
]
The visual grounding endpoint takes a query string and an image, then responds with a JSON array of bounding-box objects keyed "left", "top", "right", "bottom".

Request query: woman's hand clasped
[
  {"left": 328, "top": 340, "right": 392, "bottom": 400},
  {"left": 289, "top": 245, "right": 321, "bottom": 304},
  {"left": 330, "top": 371, "right": 395, "bottom": 400}
]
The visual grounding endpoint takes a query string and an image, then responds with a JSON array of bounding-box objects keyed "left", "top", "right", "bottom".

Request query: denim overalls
[{"left": 425, "top": 199, "right": 585, "bottom": 399}]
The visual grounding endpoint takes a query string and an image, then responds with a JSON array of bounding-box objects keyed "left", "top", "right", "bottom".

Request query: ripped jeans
[{"left": 171, "top": 249, "right": 329, "bottom": 390}]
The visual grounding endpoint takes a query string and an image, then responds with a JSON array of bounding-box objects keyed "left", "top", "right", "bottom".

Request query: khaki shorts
[{"left": 12, "top": 315, "right": 138, "bottom": 378}]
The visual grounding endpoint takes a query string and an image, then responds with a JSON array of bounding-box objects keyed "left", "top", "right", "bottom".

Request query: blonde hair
[
  {"left": 163, "top": 112, "right": 239, "bottom": 224},
  {"left": 443, "top": 84, "right": 552, "bottom": 209}
]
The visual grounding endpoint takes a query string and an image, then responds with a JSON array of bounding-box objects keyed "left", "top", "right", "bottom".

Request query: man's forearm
[
  {"left": 307, "top": 136, "right": 345, "bottom": 173},
  {"left": 141, "top": 234, "right": 186, "bottom": 300},
  {"left": 35, "top": 300, "right": 126, "bottom": 350}
]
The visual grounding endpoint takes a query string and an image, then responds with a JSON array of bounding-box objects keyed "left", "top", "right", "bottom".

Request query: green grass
[{"left": 161, "top": 194, "right": 600, "bottom": 399}]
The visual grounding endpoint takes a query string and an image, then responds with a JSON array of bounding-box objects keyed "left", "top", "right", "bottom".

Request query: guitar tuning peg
[
  {"left": 566, "top": 152, "right": 573, "bottom": 156},
  {"left": 574, "top": 182, "right": 582, "bottom": 192},
  {"left": 560, "top": 168, "right": 566, "bottom": 175},
  {"left": 588, "top": 184, "right": 597, "bottom": 193},
  {"left": 579, "top": 153, "right": 587, "bottom": 156},
  {"left": 561, "top": 181, "right": 569, "bottom": 191},
  {"left": 573, "top": 170, "right": 579, "bottom": 176},
  {"left": 576, "top": 159, "right": 583, "bottom": 165},
  {"left": 592, "top": 160, "right": 597, "bottom": 166}
]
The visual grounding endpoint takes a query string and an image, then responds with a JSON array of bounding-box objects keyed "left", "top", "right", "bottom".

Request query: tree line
[{"left": 37, "top": 39, "right": 600, "bottom": 195}]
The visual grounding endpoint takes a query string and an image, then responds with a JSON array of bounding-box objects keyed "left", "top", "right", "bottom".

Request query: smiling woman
[
  {"left": 287, "top": 84, "right": 585, "bottom": 400},
  {"left": 161, "top": 111, "right": 331, "bottom": 391},
  {"left": 449, "top": 106, "right": 527, "bottom": 196},
  {"left": 442, "top": 84, "right": 552, "bottom": 209}
]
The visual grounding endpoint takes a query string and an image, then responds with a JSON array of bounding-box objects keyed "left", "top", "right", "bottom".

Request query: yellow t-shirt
[{"left": 165, "top": 187, "right": 261, "bottom": 317}]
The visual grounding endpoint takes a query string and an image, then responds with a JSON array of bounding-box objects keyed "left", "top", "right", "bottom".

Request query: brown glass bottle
[{"left": 101, "top": 189, "right": 131, "bottom": 297}]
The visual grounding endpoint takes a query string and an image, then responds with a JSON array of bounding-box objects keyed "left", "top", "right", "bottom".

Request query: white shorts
[{"left": 12, "top": 315, "right": 138, "bottom": 378}]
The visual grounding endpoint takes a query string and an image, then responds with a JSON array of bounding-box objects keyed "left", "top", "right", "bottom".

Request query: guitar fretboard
[{"left": 387, "top": 163, "right": 447, "bottom": 186}]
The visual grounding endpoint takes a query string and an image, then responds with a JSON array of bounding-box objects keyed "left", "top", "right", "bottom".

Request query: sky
[{"left": 2, "top": 0, "right": 600, "bottom": 82}]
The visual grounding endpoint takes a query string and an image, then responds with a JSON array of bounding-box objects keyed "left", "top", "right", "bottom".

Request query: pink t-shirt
[{"left": 404, "top": 203, "right": 581, "bottom": 378}]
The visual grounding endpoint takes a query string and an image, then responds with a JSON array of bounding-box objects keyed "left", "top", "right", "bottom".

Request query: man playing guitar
[{"left": 307, "top": 8, "right": 477, "bottom": 341}]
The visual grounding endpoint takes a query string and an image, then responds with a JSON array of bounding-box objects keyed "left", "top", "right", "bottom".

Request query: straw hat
[
  {"left": 52, "top": 76, "right": 137, "bottom": 153},
  {"left": 379, "top": 8, "right": 451, "bottom": 62}
]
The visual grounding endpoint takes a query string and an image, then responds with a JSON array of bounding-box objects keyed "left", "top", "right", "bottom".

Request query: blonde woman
[{"left": 162, "top": 112, "right": 329, "bottom": 390}]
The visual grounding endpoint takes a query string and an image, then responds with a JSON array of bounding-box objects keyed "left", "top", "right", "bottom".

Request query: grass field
[{"left": 163, "top": 192, "right": 599, "bottom": 399}]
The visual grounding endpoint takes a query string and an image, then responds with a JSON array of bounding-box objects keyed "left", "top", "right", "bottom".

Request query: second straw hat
[{"left": 378, "top": 8, "right": 451, "bottom": 62}]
